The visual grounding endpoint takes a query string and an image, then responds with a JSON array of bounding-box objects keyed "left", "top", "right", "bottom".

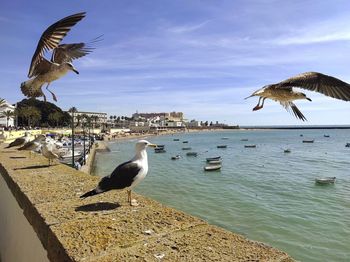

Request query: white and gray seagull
[
  {"left": 80, "top": 140, "right": 157, "bottom": 206},
  {"left": 246, "top": 72, "right": 350, "bottom": 121},
  {"left": 20, "top": 12, "right": 94, "bottom": 102},
  {"left": 6, "top": 131, "right": 31, "bottom": 148},
  {"left": 18, "top": 134, "right": 46, "bottom": 157}
]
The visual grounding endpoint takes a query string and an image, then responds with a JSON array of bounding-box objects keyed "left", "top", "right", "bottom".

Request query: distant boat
[
  {"left": 155, "top": 148, "right": 166, "bottom": 153},
  {"left": 241, "top": 138, "right": 248, "bottom": 141},
  {"left": 186, "top": 152, "right": 198, "bottom": 157},
  {"left": 183, "top": 141, "right": 189, "bottom": 143},
  {"left": 204, "top": 164, "right": 222, "bottom": 171},
  {"left": 221, "top": 137, "right": 229, "bottom": 140},
  {"left": 182, "top": 147, "right": 192, "bottom": 150},
  {"left": 207, "top": 159, "right": 222, "bottom": 164},
  {"left": 171, "top": 155, "right": 181, "bottom": 160},
  {"left": 206, "top": 156, "right": 221, "bottom": 162},
  {"left": 284, "top": 149, "right": 291, "bottom": 153},
  {"left": 157, "top": 145, "right": 165, "bottom": 149},
  {"left": 345, "top": 143, "right": 350, "bottom": 148},
  {"left": 324, "top": 135, "right": 330, "bottom": 138},
  {"left": 302, "top": 140, "right": 314, "bottom": 143},
  {"left": 217, "top": 145, "right": 227, "bottom": 148},
  {"left": 244, "top": 144, "right": 256, "bottom": 148},
  {"left": 173, "top": 139, "right": 180, "bottom": 141},
  {"left": 300, "top": 134, "right": 303, "bottom": 137},
  {"left": 315, "top": 177, "right": 336, "bottom": 185}
]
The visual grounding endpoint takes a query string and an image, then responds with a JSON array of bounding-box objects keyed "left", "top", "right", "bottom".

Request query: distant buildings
[
  {"left": 66, "top": 111, "right": 108, "bottom": 125},
  {"left": 0, "top": 100, "right": 15, "bottom": 127}
]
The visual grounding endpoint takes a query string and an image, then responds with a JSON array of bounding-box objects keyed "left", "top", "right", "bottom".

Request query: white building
[
  {"left": 66, "top": 111, "right": 107, "bottom": 125},
  {"left": 0, "top": 100, "right": 15, "bottom": 127}
]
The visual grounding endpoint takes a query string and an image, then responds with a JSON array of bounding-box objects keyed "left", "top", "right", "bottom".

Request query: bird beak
[
  {"left": 306, "top": 97, "right": 312, "bottom": 101},
  {"left": 72, "top": 68, "right": 79, "bottom": 74},
  {"left": 149, "top": 144, "right": 157, "bottom": 148}
]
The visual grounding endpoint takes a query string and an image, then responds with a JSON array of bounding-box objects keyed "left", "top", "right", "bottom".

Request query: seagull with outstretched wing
[
  {"left": 246, "top": 72, "right": 350, "bottom": 121},
  {"left": 20, "top": 12, "right": 95, "bottom": 102}
]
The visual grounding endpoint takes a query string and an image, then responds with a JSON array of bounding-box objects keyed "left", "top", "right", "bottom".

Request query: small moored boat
[
  {"left": 324, "top": 135, "right": 330, "bottom": 138},
  {"left": 155, "top": 148, "right": 166, "bottom": 153},
  {"left": 315, "top": 177, "right": 336, "bottom": 185},
  {"left": 173, "top": 139, "right": 180, "bottom": 141},
  {"left": 186, "top": 152, "right": 197, "bottom": 157},
  {"left": 284, "top": 149, "right": 291, "bottom": 153},
  {"left": 182, "top": 147, "right": 192, "bottom": 150},
  {"left": 204, "top": 164, "right": 222, "bottom": 171},
  {"left": 171, "top": 155, "right": 181, "bottom": 160},
  {"left": 217, "top": 145, "right": 227, "bottom": 148},
  {"left": 241, "top": 138, "right": 248, "bottom": 141},
  {"left": 221, "top": 137, "right": 229, "bottom": 140},
  {"left": 345, "top": 143, "right": 350, "bottom": 148},
  {"left": 182, "top": 141, "right": 189, "bottom": 143},
  {"left": 303, "top": 140, "right": 314, "bottom": 143},
  {"left": 244, "top": 144, "right": 256, "bottom": 148},
  {"left": 206, "top": 156, "right": 221, "bottom": 162}
]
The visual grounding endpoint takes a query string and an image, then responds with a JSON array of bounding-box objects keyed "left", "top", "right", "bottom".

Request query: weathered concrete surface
[{"left": 0, "top": 144, "right": 295, "bottom": 262}]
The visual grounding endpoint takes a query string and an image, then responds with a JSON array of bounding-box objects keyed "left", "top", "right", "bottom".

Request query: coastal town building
[
  {"left": 0, "top": 100, "right": 15, "bottom": 127},
  {"left": 66, "top": 111, "right": 108, "bottom": 125}
]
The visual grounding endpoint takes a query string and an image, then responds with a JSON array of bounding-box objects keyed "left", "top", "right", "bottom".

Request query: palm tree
[
  {"left": 75, "top": 114, "right": 82, "bottom": 127},
  {"left": 68, "top": 107, "right": 78, "bottom": 167},
  {"left": 92, "top": 115, "right": 99, "bottom": 128},
  {"left": 0, "top": 98, "right": 6, "bottom": 108},
  {"left": 1, "top": 110, "right": 14, "bottom": 127}
]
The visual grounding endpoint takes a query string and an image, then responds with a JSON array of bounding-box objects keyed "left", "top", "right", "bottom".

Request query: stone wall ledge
[{"left": 0, "top": 145, "right": 294, "bottom": 261}]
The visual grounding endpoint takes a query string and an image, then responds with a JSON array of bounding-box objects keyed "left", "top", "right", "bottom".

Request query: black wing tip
[{"left": 80, "top": 189, "right": 98, "bottom": 199}]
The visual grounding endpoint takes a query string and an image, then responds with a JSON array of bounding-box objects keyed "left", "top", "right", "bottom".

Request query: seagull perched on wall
[
  {"left": 20, "top": 12, "right": 96, "bottom": 102},
  {"left": 245, "top": 72, "right": 350, "bottom": 121},
  {"left": 18, "top": 134, "right": 46, "bottom": 157},
  {"left": 6, "top": 132, "right": 31, "bottom": 148},
  {"left": 80, "top": 140, "right": 157, "bottom": 206},
  {"left": 41, "top": 138, "right": 59, "bottom": 166}
]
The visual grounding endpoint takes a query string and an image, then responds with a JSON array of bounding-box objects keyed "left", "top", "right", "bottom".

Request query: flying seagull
[
  {"left": 246, "top": 72, "right": 350, "bottom": 121},
  {"left": 18, "top": 134, "right": 46, "bottom": 157},
  {"left": 80, "top": 140, "right": 157, "bottom": 206},
  {"left": 6, "top": 132, "right": 31, "bottom": 148},
  {"left": 20, "top": 12, "right": 94, "bottom": 102}
]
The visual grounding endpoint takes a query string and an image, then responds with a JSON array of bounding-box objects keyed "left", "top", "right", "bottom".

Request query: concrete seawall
[{"left": 0, "top": 145, "right": 294, "bottom": 261}]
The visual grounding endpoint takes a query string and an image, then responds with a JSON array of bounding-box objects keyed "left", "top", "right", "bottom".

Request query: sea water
[{"left": 93, "top": 129, "right": 350, "bottom": 262}]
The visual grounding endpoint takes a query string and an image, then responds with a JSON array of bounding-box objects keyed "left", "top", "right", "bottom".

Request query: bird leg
[
  {"left": 45, "top": 83, "right": 58, "bottom": 102},
  {"left": 127, "top": 190, "right": 131, "bottom": 205},
  {"left": 253, "top": 97, "right": 266, "bottom": 111}
]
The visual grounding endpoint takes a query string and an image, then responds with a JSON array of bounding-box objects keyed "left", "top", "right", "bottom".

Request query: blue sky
[{"left": 1, "top": 0, "right": 350, "bottom": 125}]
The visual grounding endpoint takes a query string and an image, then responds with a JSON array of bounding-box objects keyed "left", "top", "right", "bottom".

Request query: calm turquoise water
[{"left": 94, "top": 130, "right": 350, "bottom": 262}]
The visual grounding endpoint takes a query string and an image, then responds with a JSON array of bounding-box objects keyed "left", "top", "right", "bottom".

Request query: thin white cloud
[{"left": 166, "top": 20, "right": 211, "bottom": 34}]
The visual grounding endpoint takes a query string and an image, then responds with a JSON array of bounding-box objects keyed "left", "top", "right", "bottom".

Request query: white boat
[
  {"left": 60, "top": 149, "right": 82, "bottom": 159},
  {"left": 171, "top": 155, "right": 181, "bottom": 160},
  {"left": 315, "top": 177, "right": 336, "bottom": 185},
  {"left": 204, "top": 164, "right": 222, "bottom": 171}
]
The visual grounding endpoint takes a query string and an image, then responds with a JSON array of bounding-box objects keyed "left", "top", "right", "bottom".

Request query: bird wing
[
  {"left": 8, "top": 138, "right": 25, "bottom": 147},
  {"left": 28, "top": 12, "right": 86, "bottom": 78},
  {"left": 280, "top": 101, "right": 307, "bottom": 121},
  {"left": 276, "top": 72, "right": 350, "bottom": 101},
  {"left": 98, "top": 161, "right": 142, "bottom": 192},
  {"left": 18, "top": 141, "right": 34, "bottom": 150},
  {"left": 51, "top": 43, "right": 93, "bottom": 64}
]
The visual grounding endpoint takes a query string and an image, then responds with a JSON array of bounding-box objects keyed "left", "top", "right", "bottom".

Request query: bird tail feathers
[
  {"left": 20, "top": 79, "right": 44, "bottom": 99},
  {"left": 80, "top": 188, "right": 100, "bottom": 199}
]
